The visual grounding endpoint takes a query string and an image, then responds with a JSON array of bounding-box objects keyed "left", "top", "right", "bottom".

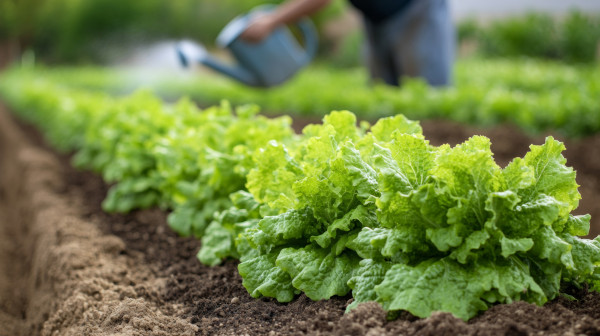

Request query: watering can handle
[{"left": 295, "top": 18, "right": 319, "bottom": 63}]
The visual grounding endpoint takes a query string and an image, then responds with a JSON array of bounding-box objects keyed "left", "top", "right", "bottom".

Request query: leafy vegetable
[
  {"left": 2, "top": 76, "right": 598, "bottom": 322},
  {"left": 237, "top": 111, "right": 600, "bottom": 320}
]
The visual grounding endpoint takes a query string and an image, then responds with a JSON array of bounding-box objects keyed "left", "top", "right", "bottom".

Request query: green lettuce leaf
[
  {"left": 238, "top": 251, "right": 299, "bottom": 302},
  {"left": 375, "top": 257, "right": 546, "bottom": 321},
  {"left": 346, "top": 259, "right": 392, "bottom": 312},
  {"left": 276, "top": 245, "right": 360, "bottom": 300}
]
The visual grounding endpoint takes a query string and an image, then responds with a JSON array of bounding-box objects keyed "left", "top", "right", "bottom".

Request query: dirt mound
[
  {"left": 2, "top": 104, "right": 600, "bottom": 335},
  {"left": 0, "top": 106, "right": 197, "bottom": 336}
]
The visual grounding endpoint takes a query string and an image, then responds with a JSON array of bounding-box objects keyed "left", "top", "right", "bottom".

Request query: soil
[{"left": 2, "top": 103, "right": 600, "bottom": 336}]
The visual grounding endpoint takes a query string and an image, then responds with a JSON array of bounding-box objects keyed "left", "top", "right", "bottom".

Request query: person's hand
[{"left": 240, "top": 14, "right": 278, "bottom": 43}]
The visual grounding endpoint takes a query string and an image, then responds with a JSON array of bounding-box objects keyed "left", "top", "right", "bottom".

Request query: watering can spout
[{"left": 176, "top": 40, "right": 260, "bottom": 87}]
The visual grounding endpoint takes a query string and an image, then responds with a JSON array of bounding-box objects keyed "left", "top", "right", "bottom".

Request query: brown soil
[
  {"left": 0, "top": 105, "right": 197, "bottom": 336},
  {"left": 2, "top": 104, "right": 600, "bottom": 336}
]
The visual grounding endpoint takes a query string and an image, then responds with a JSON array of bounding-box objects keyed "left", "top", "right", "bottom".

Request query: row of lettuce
[
  {"left": 3, "top": 57, "right": 599, "bottom": 138},
  {"left": 2, "top": 77, "right": 600, "bottom": 321}
]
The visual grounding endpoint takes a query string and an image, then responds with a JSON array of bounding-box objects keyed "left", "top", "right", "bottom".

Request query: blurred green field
[
  {"left": 0, "top": 0, "right": 345, "bottom": 63},
  {"left": 1, "top": 57, "right": 598, "bottom": 138},
  {"left": 1, "top": 1, "right": 599, "bottom": 64}
]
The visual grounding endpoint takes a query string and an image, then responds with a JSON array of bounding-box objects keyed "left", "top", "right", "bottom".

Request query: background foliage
[
  {"left": 458, "top": 11, "right": 600, "bottom": 63},
  {"left": 2, "top": 1, "right": 598, "bottom": 64},
  {"left": 0, "top": 0, "right": 345, "bottom": 63}
]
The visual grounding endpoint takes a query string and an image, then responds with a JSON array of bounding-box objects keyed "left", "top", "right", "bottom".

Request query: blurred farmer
[{"left": 241, "top": 0, "right": 455, "bottom": 87}]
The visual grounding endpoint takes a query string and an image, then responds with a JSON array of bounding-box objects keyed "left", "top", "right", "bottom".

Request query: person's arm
[{"left": 240, "top": 0, "right": 331, "bottom": 43}]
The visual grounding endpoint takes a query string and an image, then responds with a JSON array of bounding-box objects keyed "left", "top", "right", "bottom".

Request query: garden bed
[{"left": 2, "top": 103, "right": 600, "bottom": 335}]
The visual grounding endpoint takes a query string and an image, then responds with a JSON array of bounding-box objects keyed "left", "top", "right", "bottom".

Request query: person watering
[{"left": 240, "top": 0, "right": 455, "bottom": 87}]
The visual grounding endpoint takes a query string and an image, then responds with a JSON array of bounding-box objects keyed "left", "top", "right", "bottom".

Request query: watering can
[{"left": 176, "top": 5, "right": 318, "bottom": 88}]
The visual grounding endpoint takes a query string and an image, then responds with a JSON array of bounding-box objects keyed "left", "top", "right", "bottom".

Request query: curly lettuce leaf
[
  {"left": 238, "top": 251, "right": 299, "bottom": 302},
  {"left": 346, "top": 259, "right": 392, "bottom": 312},
  {"left": 374, "top": 257, "right": 545, "bottom": 321},
  {"left": 276, "top": 245, "right": 360, "bottom": 301}
]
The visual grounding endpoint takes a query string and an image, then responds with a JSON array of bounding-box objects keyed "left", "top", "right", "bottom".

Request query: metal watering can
[{"left": 176, "top": 5, "right": 318, "bottom": 87}]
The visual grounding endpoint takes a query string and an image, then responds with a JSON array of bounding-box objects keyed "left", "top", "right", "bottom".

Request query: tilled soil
[{"left": 2, "top": 104, "right": 600, "bottom": 336}]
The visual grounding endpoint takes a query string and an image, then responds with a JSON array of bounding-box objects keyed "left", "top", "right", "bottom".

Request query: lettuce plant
[
  {"left": 74, "top": 90, "right": 173, "bottom": 212},
  {"left": 236, "top": 111, "right": 600, "bottom": 320},
  {"left": 154, "top": 100, "right": 296, "bottom": 242}
]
